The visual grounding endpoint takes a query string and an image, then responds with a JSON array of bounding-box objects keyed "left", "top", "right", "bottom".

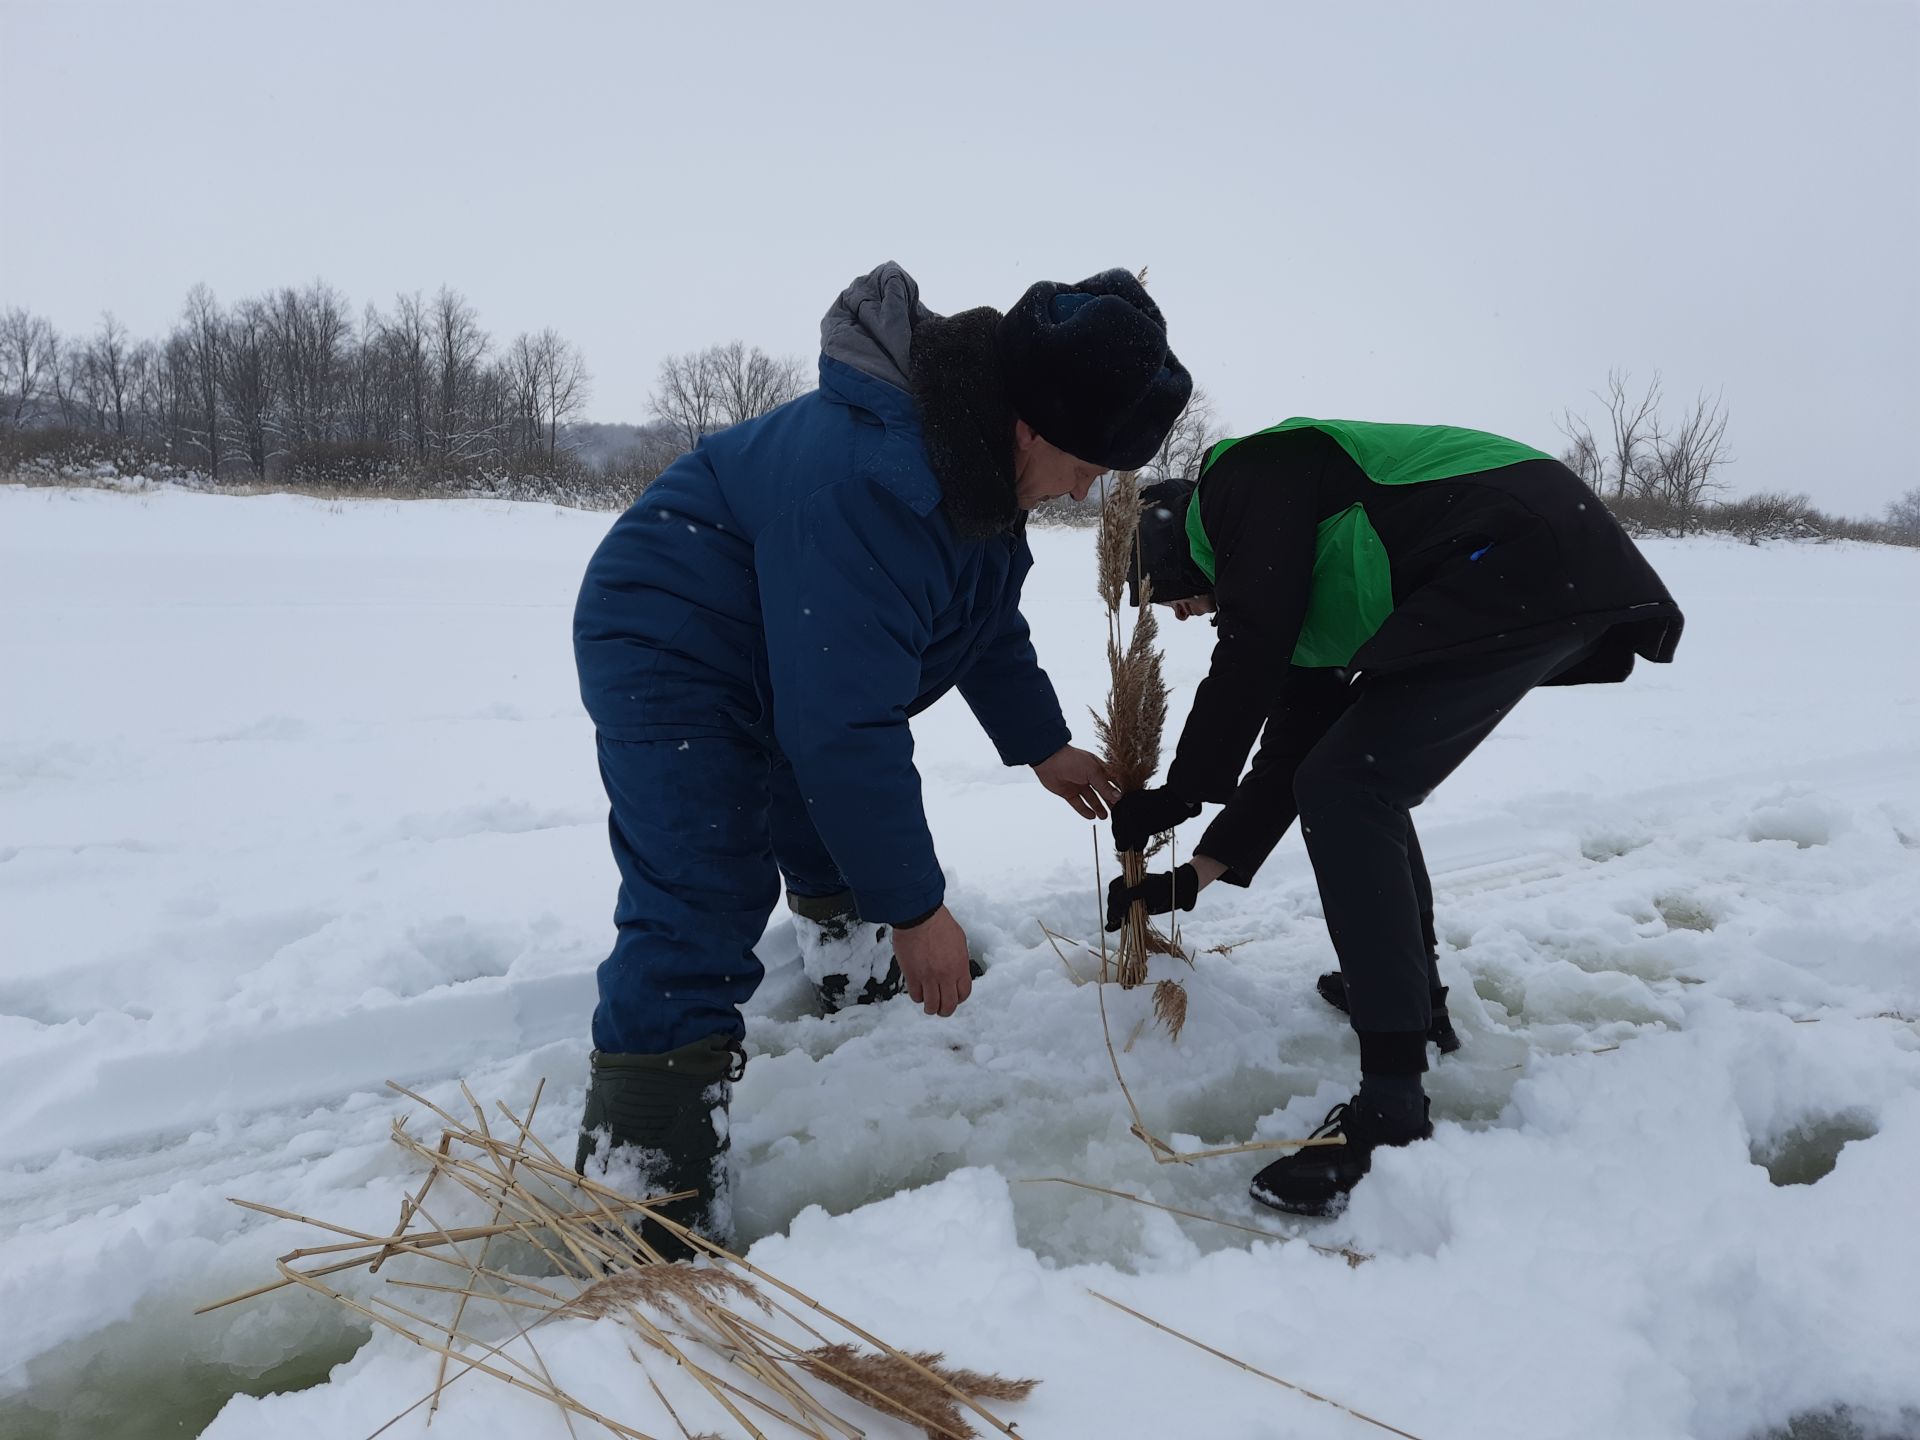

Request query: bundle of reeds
[
  {"left": 200, "top": 1080, "right": 1037, "bottom": 1440},
  {"left": 1092, "top": 467, "right": 1186, "bottom": 990}
]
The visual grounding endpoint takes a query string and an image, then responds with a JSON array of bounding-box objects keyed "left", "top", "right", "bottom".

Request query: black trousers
[{"left": 1292, "top": 628, "right": 1601, "bottom": 1074}]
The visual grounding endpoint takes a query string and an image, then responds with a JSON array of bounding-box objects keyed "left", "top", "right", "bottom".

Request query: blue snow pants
[{"left": 591, "top": 732, "right": 847, "bottom": 1055}]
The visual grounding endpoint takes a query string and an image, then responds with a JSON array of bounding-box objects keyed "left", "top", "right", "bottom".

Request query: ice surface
[{"left": 2, "top": 484, "right": 1917, "bottom": 1439}]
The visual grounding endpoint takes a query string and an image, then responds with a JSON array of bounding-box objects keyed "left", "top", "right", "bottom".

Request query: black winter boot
[
  {"left": 1248, "top": 1095, "right": 1433, "bottom": 1217},
  {"left": 575, "top": 1035, "right": 744, "bottom": 1261},
  {"left": 790, "top": 892, "right": 906, "bottom": 1013},
  {"left": 1315, "top": 972, "right": 1462, "bottom": 1054},
  {"left": 791, "top": 892, "right": 984, "bottom": 1014}
]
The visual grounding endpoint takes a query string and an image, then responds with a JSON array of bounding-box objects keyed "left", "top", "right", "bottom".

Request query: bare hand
[
  {"left": 1031, "top": 744, "right": 1122, "bottom": 821},
  {"left": 891, "top": 906, "right": 974, "bottom": 1017}
]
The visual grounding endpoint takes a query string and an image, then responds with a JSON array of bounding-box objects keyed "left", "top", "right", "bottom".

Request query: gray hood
[
  {"left": 821, "top": 262, "right": 1022, "bottom": 539},
  {"left": 820, "top": 262, "right": 937, "bottom": 392}
]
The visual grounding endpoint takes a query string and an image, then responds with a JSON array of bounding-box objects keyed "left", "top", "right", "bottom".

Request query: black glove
[
  {"left": 1109, "top": 786, "right": 1202, "bottom": 854},
  {"left": 1105, "top": 863, "right": 1201, "bottom": 931}
]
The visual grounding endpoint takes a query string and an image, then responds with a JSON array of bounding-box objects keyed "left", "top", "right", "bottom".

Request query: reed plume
[{"left": 1095, "top": 466, "right": 1185, "bottom": 988}]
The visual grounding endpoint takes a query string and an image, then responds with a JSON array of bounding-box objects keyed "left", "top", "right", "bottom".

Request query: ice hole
[
  {"left": 1654, "top": 894, "right": 1719, "bottom": 932},
  {"left": 1580, "top": 829, "right": 1651, "bottom": 862},
  {"left": 1750, "top": 1112, "right": 1878, "bottom": 1187},
  {"left": 1752, "top": 1405, "right": 1920, "bottom": 1440},
  {"left": 0, "top": 1298, "right": 369, "bottom": 1440}
]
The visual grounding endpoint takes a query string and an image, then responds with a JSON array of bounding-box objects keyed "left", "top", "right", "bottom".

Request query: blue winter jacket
[{"left": 574, "top": 265, "right": 1070, "bottom": 924}]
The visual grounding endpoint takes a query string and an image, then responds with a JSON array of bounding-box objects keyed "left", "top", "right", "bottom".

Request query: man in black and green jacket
[{"left": 1106, "top": 418, "right": 1682, "bottom": 1216}]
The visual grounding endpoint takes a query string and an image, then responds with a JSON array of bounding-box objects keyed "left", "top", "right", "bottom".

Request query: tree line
[
  {"left": 3, "top": 295, "right": 1913, "bottom": 544},
  {"left": 0, "top": 286, "right": 602, "bottom": 494},
  {"left": 1556, "top": 368, "right": 1917, "bottom": 545},
  {"left": 0, "top": 285, "right": 829, "bottom": 506}
]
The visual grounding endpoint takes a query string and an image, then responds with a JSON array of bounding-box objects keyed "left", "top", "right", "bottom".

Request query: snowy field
[{"left": 3, "top": 482, "right": 1919, "bottom": 1440}]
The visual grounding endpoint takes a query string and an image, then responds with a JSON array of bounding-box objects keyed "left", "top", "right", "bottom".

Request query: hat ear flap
[{"left": 1129, "top": 478, "right": 1205, "bottom": 606}]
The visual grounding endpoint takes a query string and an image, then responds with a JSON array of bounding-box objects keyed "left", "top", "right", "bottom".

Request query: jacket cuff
[
  {"left": 851, "top": 871, "right": 947, "bottom": 928},
  {"left": 1002, "top": 716, "right": 1072, "bottom": 769},
  {"left": 1195, "top": 806, "right": 1277, "bottom": 888}
]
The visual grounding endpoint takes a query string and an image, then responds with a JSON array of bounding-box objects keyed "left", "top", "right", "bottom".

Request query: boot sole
[{"left": 1249, "top": 1181, "right": 1349, "bottom": 1219}]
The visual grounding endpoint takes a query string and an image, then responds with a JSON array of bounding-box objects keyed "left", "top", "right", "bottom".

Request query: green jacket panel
[{"left": 1188, "top": 419, "right": 1550, "bottom": 667}]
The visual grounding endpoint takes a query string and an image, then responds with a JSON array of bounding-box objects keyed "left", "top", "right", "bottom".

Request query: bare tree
[
  {"left": 340, "top": 301, "right": 390, "bottom": 449},
  {"left": 123, "top": 340, "right": 161, "bottom": 448},
  {"left": 153, "top": 334, "right": 196, "bottom": 460},
  {"left": 709, "top": 340, "right": 808, "bottom": 428},
  {"left": 269, "top": 282, "right": 351, "bottom": 455},
  {"left": 430, "top": 287, "right": 488, "bottom": 462},
  {"left": 1883, "top": 487, "right": 1920, "bottom": 544},
  {"left": 536, "top": 330, "right": 590, "bottom": 464},
  {"left": 1600, "top": 368, "right": 1662, "bottom": 498},
  {"left": 1562, "top": 367, "right": 1732, "bottom": 513},
  {"left": 1140, "top": 385, "right": 1224, "bottom": 483},
  {"left": 382, "top": 293, "right": 433, "bottom": 461},
  {"left": 0, "top": 307, "right": 58, "bottom": 429},
  {"left": 497, "top": 329, "right": 591, "bottom": 467},
  {"left": 651, "top": 347, "right": 724, "bottom": 451},
  {"left": 221, "top": 298, "right": 278, "bottom": 476},
  {"left": 503, "top": 332, "right": 544, "bottom": 463},
  {"left": 46, "top": 327, "right": 83, "bottom": 427},
  {"left": 1557, "top": 411, "right": 1606, "bottom": 490},
  {"left": 178, "top": 285, "right": 226, "bottom": 475},
  {"left": 1644, "top": 389, "right": 1732, "bottom": 510},
  {"left": 0, "top": 274, "right": 623, "bottom": 497},
  {"left": 83, "top": 313, "right": 135, "bottom": 436}
]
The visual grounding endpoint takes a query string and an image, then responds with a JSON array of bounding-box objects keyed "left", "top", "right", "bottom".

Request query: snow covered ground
[{"left": 2, "top": 482, "right": 1918, "bottom": 1440}]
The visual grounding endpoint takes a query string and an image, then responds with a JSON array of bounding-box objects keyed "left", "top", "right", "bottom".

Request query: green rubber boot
[{"left": 575, "top": 1035, "right": 744, "bottom": 1260}]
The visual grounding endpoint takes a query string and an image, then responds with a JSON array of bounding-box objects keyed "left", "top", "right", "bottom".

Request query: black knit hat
[
  {"left": 1127, "top": 478, "right": 1211, "bottom": 607},
  {"left": 995, "top": 269, "right": 1192, "bottom": 470}
]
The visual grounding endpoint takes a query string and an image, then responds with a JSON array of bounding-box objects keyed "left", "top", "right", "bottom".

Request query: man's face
[
  {"left": 1012, "top": 420, "right": 1109, "bottom": 509},
  {"left": 1162, "top": 595, "right": 1216, "bottom": 622}
]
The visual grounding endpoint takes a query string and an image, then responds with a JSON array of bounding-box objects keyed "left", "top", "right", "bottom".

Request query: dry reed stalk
[
  {"left": 407, "top": 1158, "right": 774, "bottom": 1439},
  {"left": 1092, "top": 827, "right": 1111, "bottom": 984},
  {"left": 1019, "top": 1176, "right": 1371, "bottom": 1265},
  {"left": 373, "top": 1128, "right": 451, "bottom": 1274},
  {"left": 799, "top": 1343, "right": 1038, "bottom": 1440},
  {"left": 1092, "top": 467, "right": 1186, "bottom": 987},
  {"left": 1152, "top": 979, "right": 1188, "bottom": 1043},
  {"left": 277, "top": 1258, "right": 663, "bottom": 1440},
  {"left": 720, "top": 1318, "right": 977, "bottom": 1440},
  {"left": 1090, "top": 961, "right": 1346, "bottom": 1167},
  {"left": 557, "top": 1265, "right": 768, "bottom": 1321},
  {"left": 405, "top": 1187, "right": 577, "bottom": 1438},
  {"left": 654, "top": 1220, "right": 1031, "bottom": 1440},
  {"left": 637, "top": 1355, "right": 698, "bottom": 1440},
  {"left": 1094, "top": 467, "right": 1138, "bottom": 614},
  {"left": 199, "top": 1219, "right": 555, "bottom": 1316},
  {"left": 1089, "top": 1289, "right": 1427, "bottom": 1440},
  {"left": 560, "top": 1182, "right": 1021, "bottom": 1440},
  {"left": 210, "top": 1083, "right": 1038, "bottom": 1440},
  {"left": 1094, "top": 975, "right": 1178, "bottom": 1163},
  {"left": 429, "top": 1078, "right": 545, "bottom": 1421},
  {"left": 1204, "top": 937, "right": 1255, "bottom": 956},
  {"left": 699, "top": 1309, "right": 867, "bottom": 1440}
]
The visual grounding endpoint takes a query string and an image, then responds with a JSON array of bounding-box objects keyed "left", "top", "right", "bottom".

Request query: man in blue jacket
[{"left": 573, "top": 262, "right": 1191, "bottom": 1253}]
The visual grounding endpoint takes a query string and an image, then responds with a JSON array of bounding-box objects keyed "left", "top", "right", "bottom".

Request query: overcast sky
[{"left": 3, "top": 0, "right": 1915, "bottom": 512}]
